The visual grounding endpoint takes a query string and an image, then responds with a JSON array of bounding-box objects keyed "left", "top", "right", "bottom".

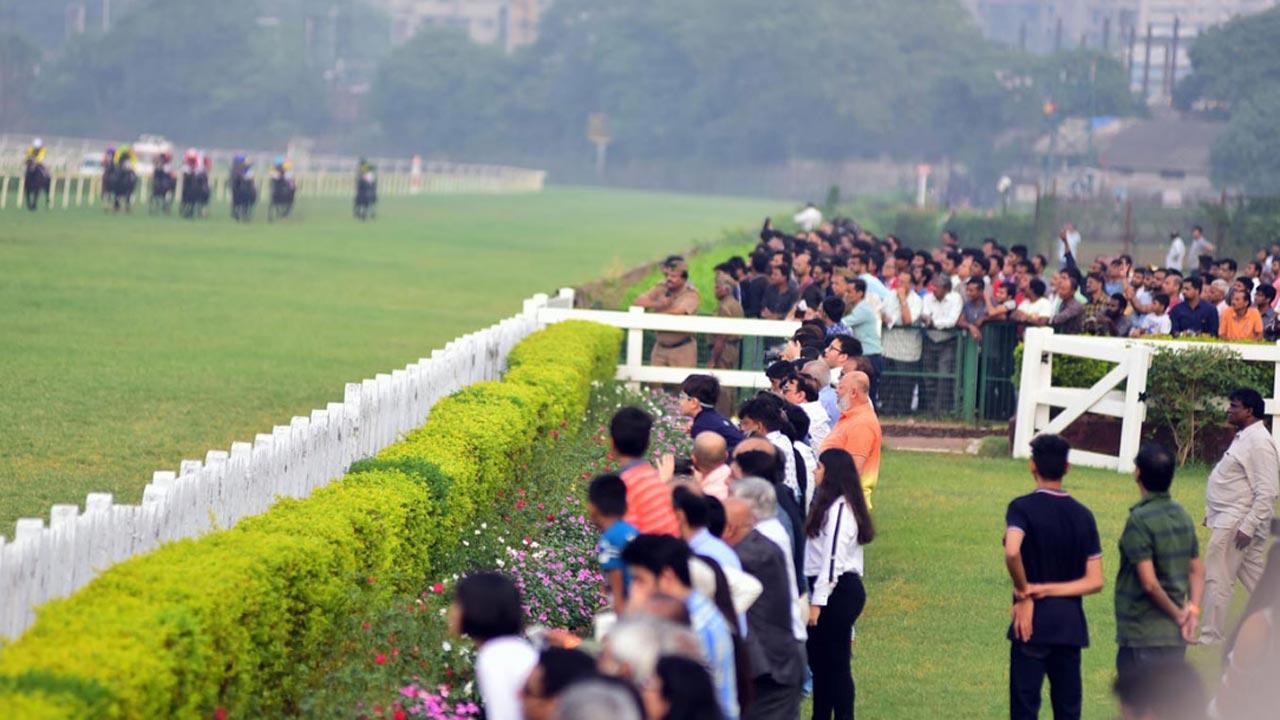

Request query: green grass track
[{"left": 0, "top": 187, "right": 778, "bottom": 534}]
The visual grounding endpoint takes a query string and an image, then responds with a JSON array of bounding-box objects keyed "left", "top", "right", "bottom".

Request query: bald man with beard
[
  {"left": 723, "top": 498, "right": 807, "bottom": 720},
  {"left": 820, "top": 367, "right": 882, "bottom": 509}
]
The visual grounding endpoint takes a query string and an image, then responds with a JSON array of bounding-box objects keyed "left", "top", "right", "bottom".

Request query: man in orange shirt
[
  {"left": 820, "top": 367, "right": 882, "bottom": 508},
  {"left": 1219, "top": 289, "right": 1263, "bottom": 341},
  {"left": 609, "top": 406, "right": 680, "bottom": 536}
]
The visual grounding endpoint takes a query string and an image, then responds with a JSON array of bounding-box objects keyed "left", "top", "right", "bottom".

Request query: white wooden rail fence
[
  {"left": 537, "top": 304, "right": 800, "bottom": 389},
  {"left": 1012, "top": 327, "right": 1280, "bottom": 473},
  {"left": 0, "top": 288, "right": 575, "bottom": 640}
]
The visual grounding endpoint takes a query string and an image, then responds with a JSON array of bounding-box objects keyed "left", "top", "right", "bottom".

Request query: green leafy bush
[{"left": 0, "top": 320, "right": 623, "bottom": 719}]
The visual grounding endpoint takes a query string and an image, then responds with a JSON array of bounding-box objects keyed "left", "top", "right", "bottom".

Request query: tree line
[{"left": 3, "top": 0, "right": 1150, "bottom": 194}]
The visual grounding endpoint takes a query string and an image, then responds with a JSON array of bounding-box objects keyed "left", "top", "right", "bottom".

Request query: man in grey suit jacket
[{"left": 724, "top": 498, "right": 807, "bottom": 720}]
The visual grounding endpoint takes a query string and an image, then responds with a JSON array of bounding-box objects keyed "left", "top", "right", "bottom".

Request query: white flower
[
  {"left": 473, "top": 529, "right": 481, "bottom": 535},
  {"left": 481, "top": 523, "right": 488, "bottom": 529},
  {"left": 462, "top": 540, "right": 470, "bottom": 546},
  {"left": 496, "top": 559, "right": 505, "bottom": 568},
  {"left": 442, "top": 641, "right": 453, "bottom": 652},
  {"left": 464, "top": 681, "right": 474, "bottom": 696}
]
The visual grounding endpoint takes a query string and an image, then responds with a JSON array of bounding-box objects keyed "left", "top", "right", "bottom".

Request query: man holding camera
[
  {"left": 635, "top": 259, "right": 701, "bottom": 368},
  {"left": 1199, "top": 388, "right": 1279, "bottom": 645}
]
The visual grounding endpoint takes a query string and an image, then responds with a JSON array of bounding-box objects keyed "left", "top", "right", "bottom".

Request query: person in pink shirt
[{"left": 692, "top": 432, "right": 732, "bottom": 501}]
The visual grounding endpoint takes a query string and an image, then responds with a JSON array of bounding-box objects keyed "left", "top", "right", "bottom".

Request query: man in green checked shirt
[{"left": 1114, "top": 441, "right": 1206, "bottom": 681}]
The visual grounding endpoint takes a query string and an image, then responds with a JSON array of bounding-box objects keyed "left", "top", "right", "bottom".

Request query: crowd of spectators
[
  {"left": 448, "top": 362, "right": 881, "bottom": 720},
  {"left": 437, "top": 207, "right": 1280, "bottom": 720},
  {"left": 447, "top": 375, "right": 1280, "bottom": 720},
  {"left": 636, "top": 207, "right": 1280, "bottom": 415}
]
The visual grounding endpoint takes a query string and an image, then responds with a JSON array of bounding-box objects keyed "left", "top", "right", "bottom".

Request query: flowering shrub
[{"left": 304, "top": 384, "right": 685, "bottom": 719}]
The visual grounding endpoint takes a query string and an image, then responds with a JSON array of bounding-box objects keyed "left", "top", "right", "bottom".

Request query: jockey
[
  {"left": 200, "top": 154, "right": 212, "bottom": 175},
  {"left": 24, "top": 138, "right": 46, "bottom": 165},
  {"left": 184, "top": 148, "right": 199, "bottom": 170},
  {"left": 113, "top": 144, "right": 137, "bottom": 169},
  {"left": 102, "top": 146, "right": 116, "bottom": 170}
]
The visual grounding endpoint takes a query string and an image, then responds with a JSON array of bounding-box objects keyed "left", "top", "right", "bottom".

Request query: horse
[
  {"left": 149, "top": 169, "right": 177, "bottom": 215},
  {"left": 23, "top": 159, "right": 51, "bottom": 211},
  {"left": 354, "top": 172, "right": 377, "bottom": 221},
  {"left": 230, "top": 170, "right": 257, "bottom": 222},
  {"left": 107, "top": 162, "right": 137, "bottom": 213},
  {"left": 267, "top": 173, "right": 296, "bottom": 222},
  {"left": 180, "top": 169, "right": 212, "bottom": 219}
]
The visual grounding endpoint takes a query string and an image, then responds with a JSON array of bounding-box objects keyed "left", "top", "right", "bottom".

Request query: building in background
[
  {"left": 373, "top": 0, "right": 547, "bottom": 53},
  {"left": 963, "top": 0, "right": 1277, "bottom": 99}
]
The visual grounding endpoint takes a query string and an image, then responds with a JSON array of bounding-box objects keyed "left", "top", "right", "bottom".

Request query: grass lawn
[
  {"left": 858, "top": 450, "right": 1240, "bottom": 719},
  {"left": 0, "top": 187, "right": 779, "bottom": 534}
]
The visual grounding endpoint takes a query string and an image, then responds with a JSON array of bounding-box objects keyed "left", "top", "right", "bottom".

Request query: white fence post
[{"left": 1117, "top": 343, "right": 1154, "bottom": 473}]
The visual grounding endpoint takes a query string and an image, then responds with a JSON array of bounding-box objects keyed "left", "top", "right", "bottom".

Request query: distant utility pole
[
  {"left": 1127, "top": 25, "right": 1136, "bottom": 80},
  {"left": 101, "top": 0, "right": 109, "bottom": 32},
  {"left": 1054, "top": 18, "right": 1063, "bottom": 52},
  {"left": 1168, "top": 17, "right": 1181, "bottom": 97},
  {"left": 1141, "top": 23, "right": 1153, "bottom": 98},
  {"left": 1102, "top": 16, "right": 1111, "bottom": 53}
]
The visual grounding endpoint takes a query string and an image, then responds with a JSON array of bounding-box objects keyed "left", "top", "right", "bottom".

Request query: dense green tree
[
  {"left": 371, "top": 28, "right": 515, "bottom": 158},
  {"left": 0, "top": 31, "right": 40, "bottom": 127},
  {"left": 31, "top": 0, "right": 387, "bottom": 146},
  {"left": 1175, "top": 7, "right": 1280, "bottom": 194}
]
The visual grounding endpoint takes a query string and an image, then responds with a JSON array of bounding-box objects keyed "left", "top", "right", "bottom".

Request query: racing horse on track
[{"left": 23, "top": 158, "right": 51, "bottom": 211}]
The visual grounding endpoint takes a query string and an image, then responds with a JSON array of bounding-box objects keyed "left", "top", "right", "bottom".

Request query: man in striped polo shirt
[
  {"left": 1114, "top": 441, "right": 1205, "bottom": 680},
  {"left": 609, "top": 407, "right": 679, "bottom": 537}
]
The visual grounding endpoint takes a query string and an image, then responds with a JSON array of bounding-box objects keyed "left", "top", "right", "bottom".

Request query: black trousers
[
  {"left": 1115, "top": 645, "right": 1185, "bottom": 683},
  {"left": 1009, "top": 641, "right": 1081, "bottom": 720},
  {"left": 746, "top": 676, "right": 803, "bottom": 720},
  {"left": 806, "top": 573, "right": 866, "bottom": 720}
]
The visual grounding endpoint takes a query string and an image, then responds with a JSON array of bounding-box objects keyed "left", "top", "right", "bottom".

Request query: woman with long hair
[{"left": 803, "top": 448, "right": 875, "bottom": 720}]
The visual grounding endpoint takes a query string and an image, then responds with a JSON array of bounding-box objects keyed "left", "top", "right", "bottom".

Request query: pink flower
[
  {"left": 431, "top": 582, "right": 445, "bottom": 594},
  {"left": 375, "top": 653, "right": 387, "bottom": 665}
]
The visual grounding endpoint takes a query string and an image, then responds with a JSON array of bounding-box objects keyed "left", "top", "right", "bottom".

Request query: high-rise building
[
  {"left": 963, "top": 0, "right": 1278, "bottom": 99},
  {"left": 372, "top": 0, "right": 548, "bottom": 54}
]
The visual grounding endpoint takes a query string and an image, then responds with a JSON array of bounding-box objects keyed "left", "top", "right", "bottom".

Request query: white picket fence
[{"left": 0, "top": 288, "right": 575, "bottom": 640}]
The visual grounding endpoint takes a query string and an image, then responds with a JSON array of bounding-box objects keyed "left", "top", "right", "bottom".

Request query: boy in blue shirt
[{"left": 588, "top": 474, "right": 639, "bottom": 613}]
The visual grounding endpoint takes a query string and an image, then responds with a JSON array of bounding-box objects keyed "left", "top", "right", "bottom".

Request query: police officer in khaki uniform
[
  {"left": 710, "top": 276, "right": 744, "bottom": 415},
  {"left": 635, "top": 259, "right": 701, "bottom": 367}
]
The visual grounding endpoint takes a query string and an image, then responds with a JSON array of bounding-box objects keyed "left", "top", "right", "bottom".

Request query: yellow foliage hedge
[{"left": 0, "top": 320, "right": 621, "bottom": 719}]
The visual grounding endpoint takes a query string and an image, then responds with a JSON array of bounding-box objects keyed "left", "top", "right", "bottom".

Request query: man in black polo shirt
[
  {"left": 1003, "top": 433, "right": 1104, "bottom": 720},
  {"left": 678, "top": 374, "right": 743, "bottom": 451}
]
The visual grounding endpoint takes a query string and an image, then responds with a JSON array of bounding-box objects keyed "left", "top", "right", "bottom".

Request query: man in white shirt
[
  {"left": 881, "top": 271, "right": 925, "bottom": 415},
  {"left": 1059, "top": 222, "right": 1082, "bottom": 268},
  {"left": 1013, "top": 278, "right": 1054, "bottom": 324},
  {"left": 1166, "top": 232, "right": 1187, "bottom": 272},
  {"left": 1199, "top": 389, "right": 1280, "bottom": 645},
  {"left": 793, "top": 203, "right": 823, "bottom": 232},
  {"left": 920, "top": 276, "right": 963, "bottom": 414}
]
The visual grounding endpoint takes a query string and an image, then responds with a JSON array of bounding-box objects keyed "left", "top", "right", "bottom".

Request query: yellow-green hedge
[{"left": 0, "top": 320, "right": 621, "bottom": 719}]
